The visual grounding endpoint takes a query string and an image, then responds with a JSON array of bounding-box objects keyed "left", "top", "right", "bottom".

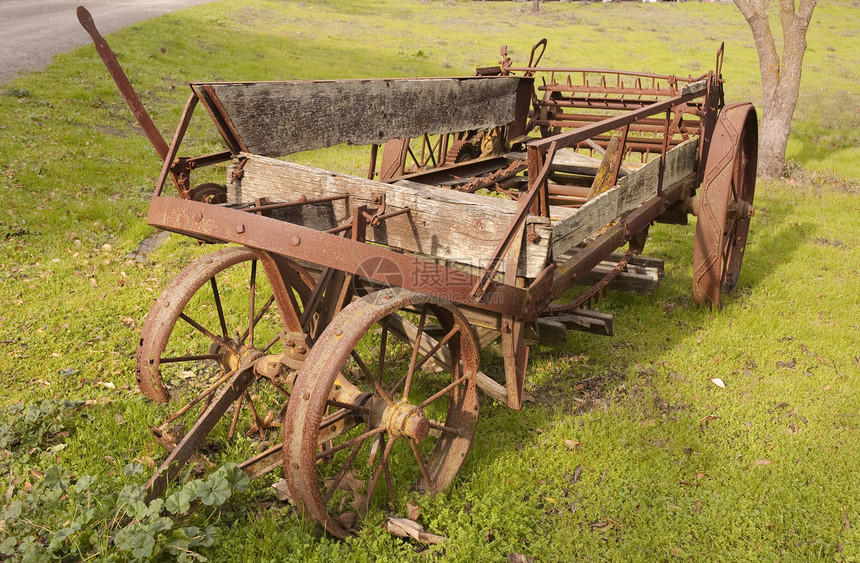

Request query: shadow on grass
[{"left": 467, "top": 190, "right": 812, "bottom": 478}]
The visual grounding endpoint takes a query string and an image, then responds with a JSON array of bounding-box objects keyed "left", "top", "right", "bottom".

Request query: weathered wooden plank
[
  {"left": 195, "top": 77, "right": 525, "bottom": 157},
  {"left": 550, "top": 137, "right": 699, "bottom": 257},
  {"left": 555, "top": 252, "right": 664, "bottom": 294},
  {"left": 551, "top": 309, "right": 614, "bottom": 337},
  {"left": 227, "top": 154, "right": 552, "bottom": 277}
]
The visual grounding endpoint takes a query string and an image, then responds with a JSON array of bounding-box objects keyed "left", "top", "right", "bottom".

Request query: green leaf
[
  {"left": 166, "top": 489, "right": 192, "bottom": 515},
  {"left": 73, "top": 474, "right": 96, "bottom": 494},
  {"left": 0, "top": 536, "right": 17, "bottom": 556},
  {"left": 44, "top": 464, "right": 70, "bottom": 491},
  {"left": 117, "top": 484, "right": 146, "bottom": 508},
  {"left": 114, "top": 523, "right": 156, "bottom": 560},
  {"left": 126, "top": 499, "right": 149, "bottom": 520},
  {"left": 145, "top": 498, "right": 165, "bottom": 519},
  {"left": 195, "top": 475, "right": 231, "bottom": 506},
  {"left": 123, "top": 461, "right": 145, "bottom": 476},
  {"left": 75, "top": 507, "right": 97, "bottom": 526},
  {"left": 2, "top": 500, "right": 22, "bottom": 520},
  {"left": 200, "top": 526, "right": 217, "bottom": 548},
  {"left": 177, "top": 552, "right": 208, "bottom": 562},
  {"left": 217, "top": 463, "right": 250, "bottom": 493},
  {"left": 149, "top": 516, "right": 174, "bottom": 534},
  {"left": 48, "top": 524, "right": 80, "bottom": 552}
]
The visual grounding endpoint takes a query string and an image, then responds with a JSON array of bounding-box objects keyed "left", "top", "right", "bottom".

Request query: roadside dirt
[{"left": 0, "top": 0, "right": 217, "bottom": 85}]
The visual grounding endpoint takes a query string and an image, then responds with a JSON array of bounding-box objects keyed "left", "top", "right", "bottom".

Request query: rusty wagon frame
[{"left": 80, "top": 8, "right": 757, "bottom": 538}]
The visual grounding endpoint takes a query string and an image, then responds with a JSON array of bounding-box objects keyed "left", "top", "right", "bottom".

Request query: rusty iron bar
[
  {"left": 238, "top": 194, "right": 349, "bottom": 214},
  {"left": 76, "top": 6, "right": 169, "bottom": 160},
  {"left": 542, "top": 250, "right": 634, "bottom": 315},
  {"left": 154, "top": 93, "right": 199, "bottom": 197},
  {"left": 148, "top": 196, "right": 527, "bottom": 317},
  {"left": 469, "top": 140, "right": 557, "bottom": 300},
  {"left": 528, "top": 82, "right": 708, "bottom": 155}
]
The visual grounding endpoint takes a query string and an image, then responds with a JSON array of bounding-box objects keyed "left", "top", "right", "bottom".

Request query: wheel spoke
[
  {"left": 210, "top": 277, "right": 228, "bottom": 338},
  {"left": 320, "top": 408, "right": 351, "bottom": 430},
  {"left": 350, "top": 349, "right": 394, "bottom": 407},
  {"left": 163, "top": 368, "right": 237, "bottom": 425},
  {"left": 158, "top": 354, "right": 222, "bottom": 364},
  {"left": 248, "top": 260, "right": 257, "bottom": 348},
  {"left": 239, "top": 295, "right": 275, "bottom": 347},
  {"left": 179, "top": 313, "right": 227, "bottom": 347},
  {"left": 228, "top": 392, "right": 244, "bottom": 442},
  {"left": 325, "top": 398, "right": 370, "bottom": 414},
  {"left": 427, "top": 419, "right": 465, "bottom": 437},
  {"left": 402, "top": 307, "right": 428, "bottom": 400},
  {"left": 316, "top": 426, "right": 386, "bottom": 461},
  {"left": 323, "top": 441, "right": 365, "bottom": 504},
  {"left": 419, "top": 374, "right": 470, "bottom": 409},
  {"left": 366, "top": 436, "right": 396, "bottom": 512},
  {"left": 413, "top": 326, "right": 459, "bottom": 373},
  {"left": 409, "top": 439, "right": 435, "bottom": 490},
  {"left": 720, "top": 218, "right": 739, "bottom": 283},
  {"left": 244, "top": 391, "right": 266, "bottom": 440}
]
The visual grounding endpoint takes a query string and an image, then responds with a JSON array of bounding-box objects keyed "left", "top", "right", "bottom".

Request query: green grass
[{"left": 1, "top": 0, "right": 858, "bottom": 560}]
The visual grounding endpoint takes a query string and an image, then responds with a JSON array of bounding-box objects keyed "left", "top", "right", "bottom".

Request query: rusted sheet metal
[
  {"left": 147, "top": 196, "right": 529, "bottom": 317},
  {"left": 192, "top": 76, "right": 529, "bottom": 157}
]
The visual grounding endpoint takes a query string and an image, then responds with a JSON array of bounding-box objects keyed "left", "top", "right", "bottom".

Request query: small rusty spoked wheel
[
  {"left": 282, "top": 288, "right": 480, "bottom": 538},
  {"left": 693, "top": 103, "right": 758, "bottom": 307},
  {"left": 136, "top": 247, "right": 314, "bottom": 495}
]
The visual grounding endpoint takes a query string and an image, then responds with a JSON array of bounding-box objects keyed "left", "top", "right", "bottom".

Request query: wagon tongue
[{"left": 76, "top": 6, "right": 169, "bottom": 160}]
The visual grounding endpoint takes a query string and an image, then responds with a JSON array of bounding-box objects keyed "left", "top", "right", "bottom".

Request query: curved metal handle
[
  {"left": 77, "top": 6, "right": 169, "bottom": 160},
  {"left": 527, "top": 38, "right": 548, "bottom": 73}
]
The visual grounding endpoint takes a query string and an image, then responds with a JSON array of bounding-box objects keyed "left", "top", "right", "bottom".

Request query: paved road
[{"left": 0, "top": 0, "right": 218, "bottom": 85}]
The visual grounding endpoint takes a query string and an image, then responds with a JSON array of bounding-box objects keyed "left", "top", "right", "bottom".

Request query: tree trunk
[
  {"left": 733, "top": 0, "right": 816, "bottom": 177},
  {"left": 533, "top": 0, "right": 540, "bottom": 13}
]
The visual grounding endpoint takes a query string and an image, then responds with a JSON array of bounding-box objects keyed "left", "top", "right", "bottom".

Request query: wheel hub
[{"left": 382, "top": 400, "right": 429, "bottom": 441}]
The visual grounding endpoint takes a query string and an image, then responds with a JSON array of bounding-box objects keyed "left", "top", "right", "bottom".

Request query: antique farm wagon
[{"left": 80, "top": 7, "right": 756, "bottom": 537}]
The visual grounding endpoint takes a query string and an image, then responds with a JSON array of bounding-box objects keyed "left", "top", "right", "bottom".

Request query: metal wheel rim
[
  {"left": 282, "top": 288, "right": 480, "bottom": 538},
  {"left": 693, "top": 103, "right": 757, "bottom": 307}
]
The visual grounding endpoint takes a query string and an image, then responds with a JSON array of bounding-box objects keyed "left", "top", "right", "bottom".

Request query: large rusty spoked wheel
[
  {"left": 136, "top": 247, "right": 314, "bottom": 496},
  {"left": 693, "top": 103, "right": 758, "bottom": 307},
  {"left": 282, "top": 288, "right": 480, "bottom": 538}
]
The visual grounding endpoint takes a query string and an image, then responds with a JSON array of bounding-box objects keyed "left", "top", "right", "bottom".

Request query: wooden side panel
[
  {"left": 227, "top": 155, "right": 552, "bottom": 278},
  {"left": 196, "top": 77, "right": 524, "bottom": 157},
  {"left": 550, "top": 137, "right": 699, "bottom": 257}
]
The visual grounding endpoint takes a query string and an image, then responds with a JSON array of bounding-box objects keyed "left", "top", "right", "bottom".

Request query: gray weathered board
[
  {"left": 549, "top": 137, "right": 699, "bottom": 257},
  {"left": 227, "top": 154, "right": 558, "bottom": 278},
  {"left": 194, "top": 77, "right": 525, "bottom": 157}
]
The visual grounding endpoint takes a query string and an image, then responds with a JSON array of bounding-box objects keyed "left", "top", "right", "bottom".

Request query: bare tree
[{"left": 732, "top": 0, "right": 816, "bottom": 177}]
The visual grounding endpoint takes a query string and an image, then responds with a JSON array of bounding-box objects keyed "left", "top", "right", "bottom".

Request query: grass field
[{"left": 1, "top": 0, "right": 858, "bottom": 560}]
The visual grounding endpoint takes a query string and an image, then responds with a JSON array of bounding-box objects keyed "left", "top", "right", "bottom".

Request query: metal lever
[{"left": 76, "top": 5, "right": 169, "bottom": 160}]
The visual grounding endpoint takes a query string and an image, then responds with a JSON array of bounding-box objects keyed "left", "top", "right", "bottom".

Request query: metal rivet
[
  {"left": 334, "top": 328, "right": 342, "bottom": 336},
  {"left": 194, "top": 212, "right": 203, "bottom": 222},
  {"left": 236, "top": 224, "right": 245, "bottom": 234},
  {"left": 290, "top": 235, "right": 301, "bottom": 246},
  {"left": 303, "top": 393, "right": 310, "bottom": 400}
]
